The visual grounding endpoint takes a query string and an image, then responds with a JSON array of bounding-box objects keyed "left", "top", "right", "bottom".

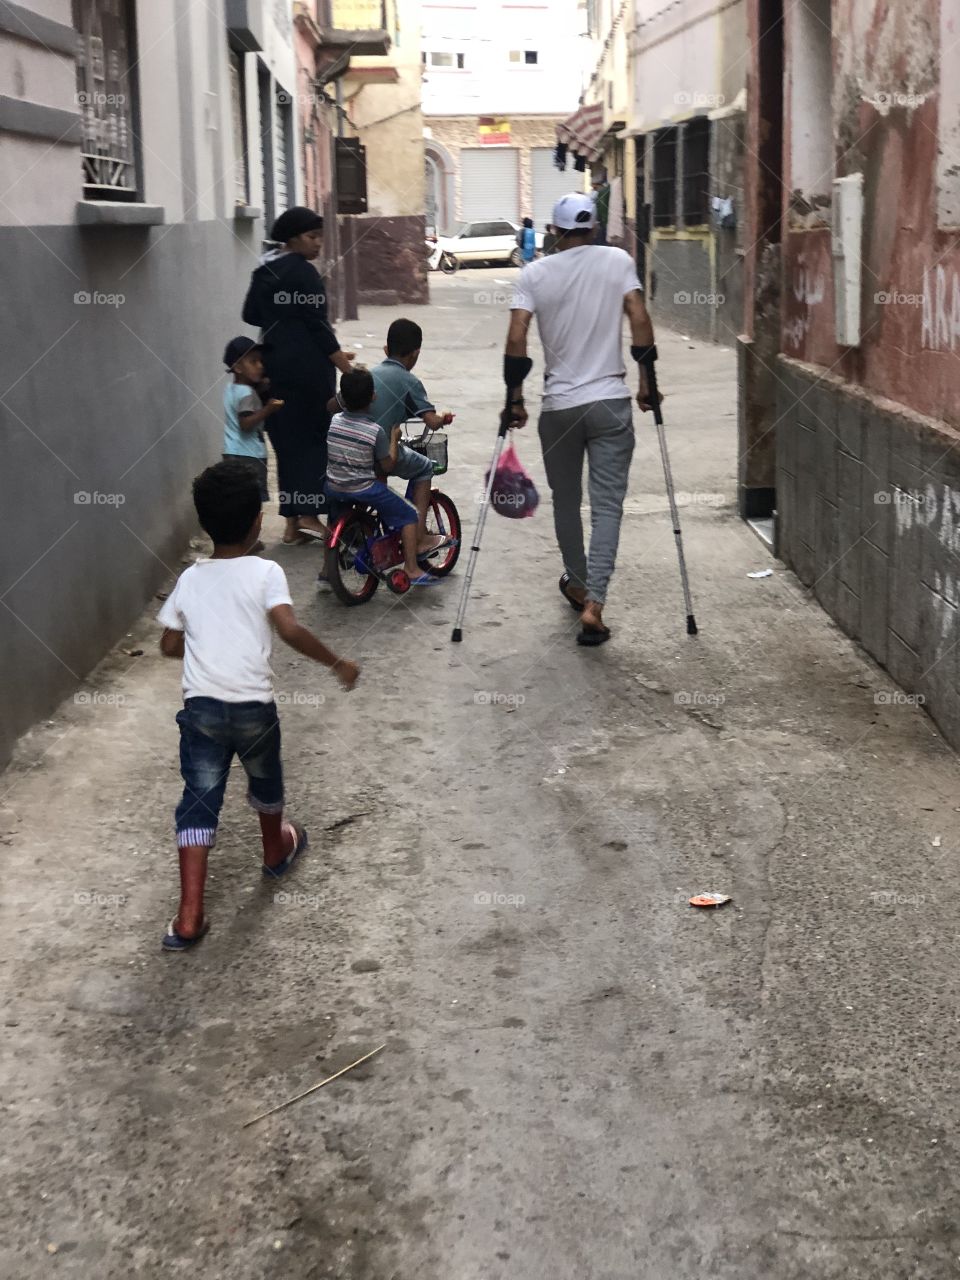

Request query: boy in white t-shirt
[{"left": 158, "top": 460, "right": 359, "bottom": 952}]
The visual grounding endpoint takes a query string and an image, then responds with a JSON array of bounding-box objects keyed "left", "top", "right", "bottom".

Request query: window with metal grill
[
  {"left": 652, "top": 127, "right": 678, "bottom": 227},
  {"left": 73, "top": 0, "right": 140, "bottom": 201},
  {"left": 682, "top": 116, "right": 711, "bottom": 226}
]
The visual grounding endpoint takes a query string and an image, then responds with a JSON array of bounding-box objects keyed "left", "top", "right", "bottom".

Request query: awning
[{"left": 556, "top": 102, "right": 604, "bottom": 163}]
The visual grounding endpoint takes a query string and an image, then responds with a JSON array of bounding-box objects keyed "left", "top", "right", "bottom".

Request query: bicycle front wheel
[{"left": 420, "top": 491, "right": 461, "bottom": 578}]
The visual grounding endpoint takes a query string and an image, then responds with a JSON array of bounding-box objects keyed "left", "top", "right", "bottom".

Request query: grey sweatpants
[{"left": 537, "top": 398, "right": 635, "bottom": 605}]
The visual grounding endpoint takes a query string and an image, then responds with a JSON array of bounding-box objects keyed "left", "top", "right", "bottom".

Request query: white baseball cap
[{"left": 551, "top": 192, "right": 597, "bottom": 231}]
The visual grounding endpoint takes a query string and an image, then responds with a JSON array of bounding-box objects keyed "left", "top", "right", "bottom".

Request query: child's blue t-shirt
[
  {"left": 369, "top": 358, "right": 435, "bottom": 431},
  {"left": 223, "top": 382, "right": 267, "bottom": 459}
]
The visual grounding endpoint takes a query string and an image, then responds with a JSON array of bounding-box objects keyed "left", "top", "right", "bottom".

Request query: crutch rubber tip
[
  {"left": 451, "top": 627, "right": 463, "bottom": 643},
  {"left": 687, "top": 615, "right": 698, "bottom": 636}
]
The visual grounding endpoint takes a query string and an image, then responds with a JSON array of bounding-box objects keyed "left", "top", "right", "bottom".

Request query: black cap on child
[{"left": 223, "top": 336, "right": 264, "bottom": 368}]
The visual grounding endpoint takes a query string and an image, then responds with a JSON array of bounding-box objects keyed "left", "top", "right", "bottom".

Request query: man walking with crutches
[{"left": 503, "top": 192, "right": 659, "bottom": 646}]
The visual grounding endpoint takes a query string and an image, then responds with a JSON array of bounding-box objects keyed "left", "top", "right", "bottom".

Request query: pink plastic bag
[{"left": 487, "top": 442, "right": 539, "bottom": 520}]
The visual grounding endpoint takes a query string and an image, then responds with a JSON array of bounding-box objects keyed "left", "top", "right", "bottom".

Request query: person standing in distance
[{"left": 503, "top": 192, "right": 659, "bottom": 646}]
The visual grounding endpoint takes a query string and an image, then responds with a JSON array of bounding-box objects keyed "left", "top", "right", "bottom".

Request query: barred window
[
  {"left": 652, "top": 127, "right": 678, "bottom": 228},
  {"left": 682, "top": 116, "right": 711, "bottom": 226},
  {"left": 73, "top": 0, "right": 139, "bottom": 201}
]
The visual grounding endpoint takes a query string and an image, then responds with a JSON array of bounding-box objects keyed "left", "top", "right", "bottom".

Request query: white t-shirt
[
  {"left": 512, "top": 245, "right": 643, "bottom": 412},
  {"left": 158, "top": 557, "right": 293, "bottom": 703}
]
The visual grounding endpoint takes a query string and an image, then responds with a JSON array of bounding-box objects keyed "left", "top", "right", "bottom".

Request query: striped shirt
[{"left": 326, "top": 410, "right": 391, "bottom": 493}]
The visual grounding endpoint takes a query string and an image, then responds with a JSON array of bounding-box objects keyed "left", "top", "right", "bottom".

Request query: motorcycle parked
[{"left": 426, "top": 235, "right": 459, "bottom": 275}]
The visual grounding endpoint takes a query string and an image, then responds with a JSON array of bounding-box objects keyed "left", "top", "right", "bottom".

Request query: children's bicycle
[{"left": 325, "top": 424, "right": 461, "bottom": 606}]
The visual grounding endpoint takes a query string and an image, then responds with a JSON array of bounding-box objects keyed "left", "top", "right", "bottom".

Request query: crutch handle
[
  {"left": 641, "top": 356, "right": 664, "bottom": 426},
  {"left": 499, "top": 388, "right": 522, "bottom": 436}
]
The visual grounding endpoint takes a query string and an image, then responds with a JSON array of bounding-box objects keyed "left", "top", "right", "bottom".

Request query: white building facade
[
  {"left": 421, "top": 0, "right": 584, "bottom": 232},
  {"left": 0, "top": 0, "right": 300, "bottom": 766}
]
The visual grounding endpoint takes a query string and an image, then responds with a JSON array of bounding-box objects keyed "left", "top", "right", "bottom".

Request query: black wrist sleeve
[
  {"left": 630, "top": 344, "right": 658, "bottom": 365},
  {"left": 504, "top": 354, "right": 533, "bottom": 389}
]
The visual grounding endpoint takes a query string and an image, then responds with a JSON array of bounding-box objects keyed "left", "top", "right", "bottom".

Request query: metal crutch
[
  {"left": 644, "top": 359, "right": 698, "bottom": 636},
  {"left": 451, "top": 389, "right": 515, "bottom": 643}
]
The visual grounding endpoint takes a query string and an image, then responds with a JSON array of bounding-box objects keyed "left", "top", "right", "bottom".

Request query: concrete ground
[{"left": 3, "top": 267, "right": 960, "bottom": 1279}]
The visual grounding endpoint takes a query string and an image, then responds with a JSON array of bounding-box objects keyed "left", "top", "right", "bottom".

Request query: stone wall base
[
  {"left": 346, "top": 214, "right": 429, "bottom": 307},
  {"left": 776, "top": 356, "right": 960, "bottom": 749}
]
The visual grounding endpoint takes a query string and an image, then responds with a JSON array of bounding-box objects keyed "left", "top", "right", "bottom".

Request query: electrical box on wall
[{"left": 832, "top": 173, "right": 863, "bottom": 346}]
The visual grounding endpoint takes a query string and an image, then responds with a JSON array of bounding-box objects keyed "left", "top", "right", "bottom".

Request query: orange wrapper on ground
[{"left": 689, "top": 893, "right": 732, "bottom": 908}]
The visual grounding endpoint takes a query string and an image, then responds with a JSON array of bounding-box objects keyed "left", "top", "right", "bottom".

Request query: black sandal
[
  {"left": 559, "top": 573, "right": 585, "bottom": 612},
  {"left": 576, "top": 622, "right": 611, "bottom": 647}
]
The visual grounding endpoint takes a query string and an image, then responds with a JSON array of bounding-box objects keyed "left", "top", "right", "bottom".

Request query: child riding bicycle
[
  {"left": 325, "top": 367, "right": 440, "bottom": 588},
  {"left": 330, "top": 318, "right": 453, "bottom": 558}
]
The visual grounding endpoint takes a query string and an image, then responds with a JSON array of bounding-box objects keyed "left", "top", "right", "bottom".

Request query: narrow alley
[{"left": 3, "top": 274, "right": 960, "bottom": 1279}]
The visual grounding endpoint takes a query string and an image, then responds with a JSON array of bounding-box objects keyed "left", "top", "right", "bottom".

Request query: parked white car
[{"left": 436, "top": 219, "right": 544, "bottom": 267}]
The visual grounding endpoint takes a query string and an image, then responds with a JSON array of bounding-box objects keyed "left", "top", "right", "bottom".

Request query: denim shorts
[
  {"left": 174, "top": 697, "right": 283, "bottom": 848},
  {"left": 327, "top": 479, "right": 417, "bottom": 530},
  {"left": 391, "top": 444, "right": 433, "bottom": 483}
]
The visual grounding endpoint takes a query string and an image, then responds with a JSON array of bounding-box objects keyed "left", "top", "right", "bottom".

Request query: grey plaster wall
[
  {"left": 776, "top": 356, "right": 960, "bottom": 750},
  {"left": 0, "top": 220, "right": 261, "bottom": 767},
  {"left": 649, "top": 236, "right": 714, "bottom": 341}
]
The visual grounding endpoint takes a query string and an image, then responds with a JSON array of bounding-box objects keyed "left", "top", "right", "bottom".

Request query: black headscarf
[{"left": 269, "top": 206, "right": 324, "bottom": 243}]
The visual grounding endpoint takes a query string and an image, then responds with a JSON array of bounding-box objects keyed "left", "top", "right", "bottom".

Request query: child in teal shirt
[{"left": 222, "top": 336, "right": 283, "bottom": 502}]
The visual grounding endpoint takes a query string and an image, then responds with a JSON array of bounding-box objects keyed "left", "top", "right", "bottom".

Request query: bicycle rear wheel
[
  {"left": 420, "top": 490, "right": 461, "bottom": 578},
  {"left": 328, "top": 512, "right": 379, "bottom": 605}
]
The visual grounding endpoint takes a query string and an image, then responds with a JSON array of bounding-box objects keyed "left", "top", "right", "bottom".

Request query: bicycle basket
[{"left": 408, "top": 431, "right": 448, "bottom": 475}]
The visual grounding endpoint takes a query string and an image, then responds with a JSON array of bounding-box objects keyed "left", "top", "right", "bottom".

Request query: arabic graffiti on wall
[
  {"left": 921, "top": 264, "right": 960, "bottom": 351},
  {"left": 783, "top": 253, "right": 826, "bottom": 350}
]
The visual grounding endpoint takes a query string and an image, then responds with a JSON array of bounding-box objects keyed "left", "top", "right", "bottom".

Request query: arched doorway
[
  {"left": 424, "top": 140, "right": 455, "bottom": 235},
  {"left": 425, "top": 152, "right": 441, "bottom": 234}
]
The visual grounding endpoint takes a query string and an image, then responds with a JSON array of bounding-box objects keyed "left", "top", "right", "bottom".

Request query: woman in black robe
[{"left": 242, "top": 207, "right": 354, "bottom": 543}]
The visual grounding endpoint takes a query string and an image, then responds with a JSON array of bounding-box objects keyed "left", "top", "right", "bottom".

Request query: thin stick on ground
[{"left": 243, "top": 1044, "right": 386, "bottom": 1128}]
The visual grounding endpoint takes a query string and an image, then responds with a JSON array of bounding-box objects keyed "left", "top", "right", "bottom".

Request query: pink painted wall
[
  {"left": 780, "top": 0, "right": 960, "bottom": 429},
  {"left": 294, "top": 7, "right": 333, "bottom": 214}
]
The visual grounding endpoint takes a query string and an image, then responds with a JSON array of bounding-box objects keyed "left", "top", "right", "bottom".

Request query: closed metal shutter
[
  {"left": 257, "top": 65, "right": 271, "bottom": 227},
  {"left": 274, "top": 96, "right": 291, "bottom": 211},
  {"left": 531, "top": 146, "right": 575, "bottom": 230},
  {"left": 230, "top": 54, "right": 247, "bottom": 205},
  {"left": 460, "top": 148, "right": 519, "bottom": 222}
]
